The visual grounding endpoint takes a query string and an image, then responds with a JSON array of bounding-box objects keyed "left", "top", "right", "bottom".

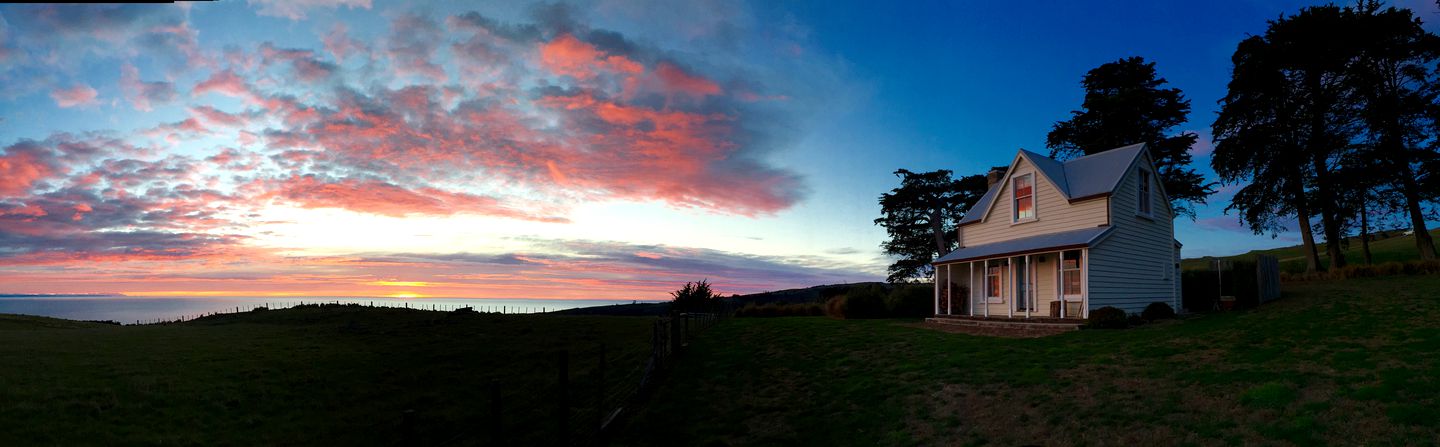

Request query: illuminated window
[
  {"left": 1061, "top": 250, "right": 1082, "bottom": 297},
  {"left": 1013, "top": 173, "right": 1034, "bottom": 222},
  {"left": 986, "top": 265, "right": 1002, "bottom": 298}
]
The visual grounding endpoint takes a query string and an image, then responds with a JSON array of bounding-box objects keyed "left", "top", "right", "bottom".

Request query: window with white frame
[
  {"left": 1061, "top": 250, "right": 1082, "bottom": 298},
  {"left": 1137, "top": 168, "right": 1153, "bottom": 216},
  {"left": 1013, "top": 173, "right": 1034, "bottom": 222},
  {"left": 986, "top": 265, "right": 1002, "bottom": 298}
]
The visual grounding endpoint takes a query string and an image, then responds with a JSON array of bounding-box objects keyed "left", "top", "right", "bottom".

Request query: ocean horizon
[{"left": 0, "top": 296, "right": 662, "bottom": 324}]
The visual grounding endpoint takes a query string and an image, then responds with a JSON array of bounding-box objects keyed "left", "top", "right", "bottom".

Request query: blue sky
[{"left": 0, "top": 1, "right": 1433, "bottom": 299}]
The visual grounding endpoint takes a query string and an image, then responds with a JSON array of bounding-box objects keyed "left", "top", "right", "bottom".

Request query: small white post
[
  {"left": 1025, "top": 254, "right": 1032, "bottom": 319},
  {"left": 1059, "top": 250, "right": 1066, "bottom": 319},
  {"left": 983, "top": 259, "right": 990, "bottom": 318},
  {"left": 946, "top": 263, "right": 952, "bottom": 315},
  {"left": 934, "top": 264, "right": 940, "bottom": 316},
  {"left": 969, "top": 262, "right": 975, "bottom": 316},
  {"left": 1007, "top": 257, "right": 1014, "bottom": 319},
  {"left": 1082, "top": 248, "right": 1090, "bottom": 319}
]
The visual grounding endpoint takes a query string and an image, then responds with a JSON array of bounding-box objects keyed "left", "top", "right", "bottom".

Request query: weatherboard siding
[
  {"left": 961, "top": 157, "right": 1109, "bottom": 248},
  {"left": 1087, "top": 152, "right": 1177, "bottom": 314}
]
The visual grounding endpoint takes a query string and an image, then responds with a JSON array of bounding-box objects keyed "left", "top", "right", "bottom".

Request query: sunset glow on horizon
[{"left": 6, "top": 1, "right": 1432, "bottom": 300}]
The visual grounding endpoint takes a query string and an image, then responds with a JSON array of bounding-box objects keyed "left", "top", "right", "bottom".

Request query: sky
[{"left": 1, "top": 1, "right": 1436, "bottom": 300}]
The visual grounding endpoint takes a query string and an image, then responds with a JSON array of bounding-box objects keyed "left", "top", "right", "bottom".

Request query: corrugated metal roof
[
  {"left": 955, "top": 143, "right": 1146, "bottom": 225},
  {"left": 956, "top": 186, "right": 998, "bottom": 225},
  {"left": 935, "top": 226, "right": 1113, "bottom": 264},
  {"left": 1019, "top": 149, "right": 1070, "bottom": 197},
  {"left": 1062, "top": 143, "right": 1146, "bottom": 199}
]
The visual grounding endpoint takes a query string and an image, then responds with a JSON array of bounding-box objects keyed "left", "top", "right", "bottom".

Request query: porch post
[
  {"left": 933, "top": 264, "right": 940, "bottom": 316},
  {"left": 983, "top": 259, "right": 990, "bottom": 318},
  {"left": 946, "top": 263, "right": 952, "bottom": 315},
  {"left": 1058, "top": 250, "right": 1065, "bottom": 319},
  {"left": 968, "top": 262, "right": 975, "bottom": 316},
  {"left": 1025, "top": 254, "right": 1032, "bottom": 319},
  {"left": 1006, "top": 257, "right": 1014, "bottom": 319},
  {"left": 1082, "top": 248, "right": 1090, "bottom": 319}
]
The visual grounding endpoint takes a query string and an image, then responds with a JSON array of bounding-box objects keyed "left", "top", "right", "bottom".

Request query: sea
[{"left": 0, "top": 296, "right": 656, "bottom": 325}]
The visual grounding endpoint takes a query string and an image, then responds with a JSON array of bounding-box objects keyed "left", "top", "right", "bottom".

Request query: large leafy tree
[
  {"left": 1213, "top": 5, "right": 1366, "bottom": 271},
  {"left": 1047, "top": 56, "right": 1215, "bottom": 218},
  {"left": 875, "top": 168, "right": 992, "bottom": 283},
  {"left": 1351, "top": 2, "right": 1440, "bottom": 260}
]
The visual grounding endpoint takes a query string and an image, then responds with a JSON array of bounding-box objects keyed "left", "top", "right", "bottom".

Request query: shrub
[
  {"left": 824, "top": 295, "right": 847, "bottom": 318},
  {"left": 886, "top": 285, "right": 933, "bottom": 318},
  {"left": 735, "top": 302, "right": 823, "bottom": 318},
  {"left": 1141, "top": 302, "right": 1176, "bottom": 321},
  {"left": 841, "top": 284, "right": 888, "bottom": 319},
  {"left": 1086, "top": 306, "right": 1128, "bottom": 329}
]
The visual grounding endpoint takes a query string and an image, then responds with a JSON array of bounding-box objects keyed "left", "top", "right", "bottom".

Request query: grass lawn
[
  {"left": 0, "top": 306, "right": 653, "bottom": 445},
  {"left": 1181, "top": 228, "right": 1440, "bottom": 273},
  {"left": 614, "top": 275, "right": 1440, "bottom": 446}
]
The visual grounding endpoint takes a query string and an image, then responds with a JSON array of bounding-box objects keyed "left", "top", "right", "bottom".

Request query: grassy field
[
  {"left": 1181, "top": 228, "right": 1440, "bottom": 272},
  {"left": 614, "top": 275, "right": 1440, "bottom": 446},
  {"left": 0, "top": 306, "right": 653, "bottom": 445}
]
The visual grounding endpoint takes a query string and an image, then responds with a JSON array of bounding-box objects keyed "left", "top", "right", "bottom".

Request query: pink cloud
[
  {"left": 654, "top": 62, "right": 721, "bottom": 98},
  {"left": 539, "top": 34, "right": 643, "bottom": 80},
  {"left": 119, "top": 64, "right": 176, "bottom": 112},
  {"left": 322, "top": 23, "right": 365, "bottom": 61},
  {"left": 49, "top": 84, "right": 99, "bottom": 108},
  {"left": 247, "top": 0, "right": 372, "bottom": 20}
]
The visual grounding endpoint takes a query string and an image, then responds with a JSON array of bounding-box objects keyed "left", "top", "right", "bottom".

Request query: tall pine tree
[{"left": 1047, "top": 57, "right": 1215, "bottom": 218}]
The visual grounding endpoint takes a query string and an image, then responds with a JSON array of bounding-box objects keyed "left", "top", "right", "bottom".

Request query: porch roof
[{"left": 933, "top": 226, "right": 1113, "bottom": 265}]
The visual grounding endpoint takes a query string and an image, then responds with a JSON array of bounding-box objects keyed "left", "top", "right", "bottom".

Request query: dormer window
[
  {"left": 1137, "top": 168, "right": 1153, "bottom": 216},
  {"left": 1012, "top": 173, "right": 1034, "bottom": 222}
]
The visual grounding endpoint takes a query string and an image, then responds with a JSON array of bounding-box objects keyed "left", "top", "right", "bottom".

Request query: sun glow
[{"left": 387, "top": 292, "right": 424, "bottom": 299}]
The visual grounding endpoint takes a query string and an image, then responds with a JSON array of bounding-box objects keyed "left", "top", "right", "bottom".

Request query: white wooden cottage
[{"left": 931, "top": 143, "right": 1181, "bottom": 318}]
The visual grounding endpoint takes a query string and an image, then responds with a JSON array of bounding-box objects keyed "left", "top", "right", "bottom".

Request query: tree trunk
[
  {"left": 930, "top": 207, "right": 949, "bottom": 257},
  {"left": 1360, "top": 195, "right": 1373, "bottom": 265},
  {"left": 1292, "top": 178, "right": 1322, "bottom": 273},
  {"left": 1311, "top": 156, "right": 1347, "bottom": 270},
  {"left": 1398, "top": 168, "right": 1437, "bottom": 260}
]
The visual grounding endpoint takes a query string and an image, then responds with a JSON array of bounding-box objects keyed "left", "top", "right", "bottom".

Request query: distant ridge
[
  {"left": 556, "top": 282, "right": 888, "bottom": 316},
  {"left": 0, "top": 293, "right": 128, "bottom": 298}
]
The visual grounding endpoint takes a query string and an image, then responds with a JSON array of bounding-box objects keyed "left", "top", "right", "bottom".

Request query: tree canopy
[
  {"left": 1047, "top": 56, "right": 1215, "bottom": 218},
  {"left": 1213, "top": 3, "right": 1440, "bottom": 271},
  {"left": 875, "top": 168, "right": 993, "bottom": 283}
]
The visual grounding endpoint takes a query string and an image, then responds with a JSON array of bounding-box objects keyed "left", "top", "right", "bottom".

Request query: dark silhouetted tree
[
  {"left": 670, "top": 280, "right": 716, "bottom": 313},
  {"left": 875, "top": 168, "right": 993, "bottom": 283},
  {"left": 1351, "top": 2, "right": 1440, "bottom": 260},
  {"left": 1213, "top": 5, "right": 1367, "bottom": 271},
  {"left": 1046, "top": 56, "right": 1215, "bottom": 218}
]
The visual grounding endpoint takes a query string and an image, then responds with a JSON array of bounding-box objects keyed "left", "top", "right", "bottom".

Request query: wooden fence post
[{"left": 557, "top": 349, "right": 569, "bottom": 446}]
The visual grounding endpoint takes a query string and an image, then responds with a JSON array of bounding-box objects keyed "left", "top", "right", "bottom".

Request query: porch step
[{"left": 925, "top": 317, "right": 1081, "bottom": 331}]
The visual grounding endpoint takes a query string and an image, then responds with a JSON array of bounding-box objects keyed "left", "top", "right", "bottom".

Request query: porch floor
[{"left": 925, "top": 314, "right": 1084, "bottom": 330}]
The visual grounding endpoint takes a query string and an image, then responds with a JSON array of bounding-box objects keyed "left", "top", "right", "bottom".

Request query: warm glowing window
[
  {"left": 986, "top": 266, "right": 1002, "bottom": 298},
  {"left": 1137, "top": 168, "right": 1153, "bottom": 216},
  {"left": 1013, "top": 174, "right": 1034, "bottom": 222},
  {"left": 1061, "top": 250, "right": 1082, "bottom": 297}
]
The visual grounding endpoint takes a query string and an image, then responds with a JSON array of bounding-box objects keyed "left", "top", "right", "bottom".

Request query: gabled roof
[
  {"left": 957, "top": 143, "right": 1149, "bottom": 226},
  {"left": 934, "top": 226, "right": 1114, "bottom": 264}
]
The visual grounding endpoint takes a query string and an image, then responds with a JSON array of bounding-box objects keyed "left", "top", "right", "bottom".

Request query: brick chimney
[{"left": 986, "top": 167, "right": 1006, "bottom": 187}]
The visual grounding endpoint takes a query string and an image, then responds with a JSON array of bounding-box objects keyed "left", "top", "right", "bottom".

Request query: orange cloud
[{"left": 539, "top": 34, "right": 643, "bottom": 80}]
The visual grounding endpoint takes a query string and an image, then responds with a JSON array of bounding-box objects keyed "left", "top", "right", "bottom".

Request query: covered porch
[{"left": 931, "top": 227, "right": 1113, "bottom": 320}]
